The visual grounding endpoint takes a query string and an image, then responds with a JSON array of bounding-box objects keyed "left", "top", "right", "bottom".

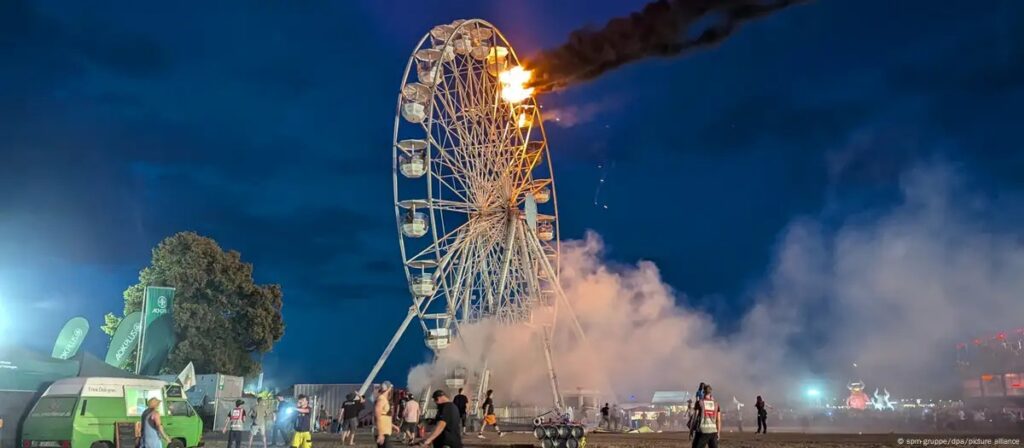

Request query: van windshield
[{"left": 31, "top": 397, "right": 78, "bottom": 418}]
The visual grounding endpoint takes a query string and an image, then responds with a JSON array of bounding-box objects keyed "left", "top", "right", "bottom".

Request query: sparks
[{"left": 498, "top": 66, "right": 534, "bottom": 103}]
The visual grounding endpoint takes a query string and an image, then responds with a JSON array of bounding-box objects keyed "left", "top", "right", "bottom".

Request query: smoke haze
[
  {"left": 409, "top": 164, "right": 1024, "bottom": 406},
  {"left": 526, "top": 0, "right": 809, "bottom": 92}
]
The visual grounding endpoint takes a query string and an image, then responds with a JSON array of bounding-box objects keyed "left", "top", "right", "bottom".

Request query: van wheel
[
  {"left": 91, "top": 442, "right": 114, "bottom": 448},
  {"left": 168, "top": 439, "right": 186, "bottom": 448}
]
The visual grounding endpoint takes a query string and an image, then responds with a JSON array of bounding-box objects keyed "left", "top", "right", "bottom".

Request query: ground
[{"left": 200, "top": 430, "right": 1021, "bottom": 448}]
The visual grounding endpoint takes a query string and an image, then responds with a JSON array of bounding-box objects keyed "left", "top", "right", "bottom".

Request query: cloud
[
  {"left": 824, "top": 122, "right": 930, "bottom": 187},
  {"left": 543, "top": 97, "right": 622, "bottom": 128},
  {"left": 409, "top": 162, "right": 1024, "bottom": 403}
]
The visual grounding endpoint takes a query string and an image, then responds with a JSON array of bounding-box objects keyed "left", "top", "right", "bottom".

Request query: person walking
[
  {"left": 417, "top": 390, "right": 463, "bottom": 448},
  {"left": 610, "top": 404, "right": 620, "bottom": 431},
  {"left": 340, "top": 393, "right": 363, "bottom": 446},
  {"left": 691, "top": 385, "right": 721, "bottom": 448},
  {"left": 291, "top": 395, "right": 313, "bottom": 448},
  {"left": 374, "top": 382, "right": 400, "bottom": 448},
  {"left": 249, "top": 397, "right": 270, "bottom": 448},
  {"left": 687, "top": 384, "right": 706, "bottom": 440},
  {"left": 732, "top": 397, "right": 744, "bottom": 433},
  {"left": 755, "top": 396, "right": 769, "bottom": 434},
  {"left": 272, "top": 395, "right": 290, "bottom": 447},
  {"left": 599, "top": 403, "right": 610, "bottom": 429},
  {"left": 476, "top": 390, "right": 503, "bottom": 439},
  {"left": 141, "top": 398, "right": 172, "bottom": 448},
  {"left": 452, "top": 388, "right": 469, "bottom": 434},
  {"left": 223, "top": 400, "right": 248, "bottom": 448},
  {"left": 401, "top": 394, "right": 421, "bottom": 442},
  {"left": 318, "top": 406, "right": 329, "bottom": 434}
]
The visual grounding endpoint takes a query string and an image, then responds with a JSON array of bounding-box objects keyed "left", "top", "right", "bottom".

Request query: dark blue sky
[{"left": 1, "top": 0, "right": 1022, "bottom": 385}]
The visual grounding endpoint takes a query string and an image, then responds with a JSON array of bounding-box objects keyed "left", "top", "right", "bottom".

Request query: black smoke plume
[{"left": 526, "top": 0, "right": 809, "bottom": 91}]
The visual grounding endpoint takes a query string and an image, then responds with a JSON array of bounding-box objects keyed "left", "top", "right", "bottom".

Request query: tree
[{"left": 105, "top": 231, "right": 285, "bottom": 376}]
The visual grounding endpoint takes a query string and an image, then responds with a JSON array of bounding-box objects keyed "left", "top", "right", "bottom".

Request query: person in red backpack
[
  {"left": 224, "top": 399, "right": 248, "bottom": 448},
  {"left": 691, "top": 384, "right": 722, "bottom": 448}
]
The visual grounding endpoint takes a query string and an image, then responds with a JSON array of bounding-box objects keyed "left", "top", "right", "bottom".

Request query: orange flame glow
[{"left": 498, "top": 66, "right": 534, "bottom": 103}]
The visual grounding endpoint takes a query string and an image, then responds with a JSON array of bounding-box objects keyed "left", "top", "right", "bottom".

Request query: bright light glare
[
  {"left": 498, "top": 67, "right": 534, "bottom": 103},
  {"left": 806, "top": 388, "right": 821, "bottom": 397}
]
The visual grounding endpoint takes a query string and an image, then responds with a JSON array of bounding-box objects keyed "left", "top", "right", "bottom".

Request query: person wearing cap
[
  {"left": 339, "top": 392, "right": 363, "bottom": 446},
  {"left": 400, "top": 394, "right": 421, "bottom": 442},
  {"left": 417, "top": 390, "right": 462, "bottom": 448},
  {"left": 224, "top": 399, "right": 248, "bottom": 448},
  {"left": 374, "top": 382, "right": 400, "bottom": 448},
  {"left": 141, "top": 397, "right": 171, "bottom": 448}
]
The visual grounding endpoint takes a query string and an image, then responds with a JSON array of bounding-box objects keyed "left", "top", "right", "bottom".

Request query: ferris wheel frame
[
  {"left": 391, "top": 18, "right": 561, "bottom": 344},
  {"left": 359, "top": 19, "right": 588, "bottom": 409}
]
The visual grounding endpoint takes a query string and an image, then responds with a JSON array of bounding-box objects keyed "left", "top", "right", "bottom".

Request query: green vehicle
[{"left": 21, "top": 377, "right": 203, "bottom": 448}]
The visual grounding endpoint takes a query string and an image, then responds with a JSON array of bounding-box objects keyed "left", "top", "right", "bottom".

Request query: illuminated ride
[
  {"left": 358, "top": 19, "right": 586, "bottom": 411},
  {"left": 870, "top": 388, "right": 895, "bottom": 411},
  {"left": 846, "top": 380, "right": 870, "bottom": 410}
]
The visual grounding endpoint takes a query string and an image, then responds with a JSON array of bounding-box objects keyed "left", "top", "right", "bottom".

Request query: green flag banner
[
  {"left": 142, "top": 287, "right": 175, "bottom": 331},
  {"left": 104, "top": 311, "right": 142, "bottom": 369},
  {"left": 51, "top": 316, "right": 90, "bottom": 360},
  {"left": 137, "top": 287, "right": 176, "bottom": 375},
  {"left": 138, "top": 314, "right": 175, "bottom": 375}
]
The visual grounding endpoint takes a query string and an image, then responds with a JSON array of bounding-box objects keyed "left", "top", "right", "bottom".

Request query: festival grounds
[{"left": 199, "top": 430, "right": 1023, "bottom": 448}]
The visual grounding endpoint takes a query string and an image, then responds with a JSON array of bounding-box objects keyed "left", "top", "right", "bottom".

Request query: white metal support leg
[{"left": 359, "top": 306, "right": 417, "bottom": 396}]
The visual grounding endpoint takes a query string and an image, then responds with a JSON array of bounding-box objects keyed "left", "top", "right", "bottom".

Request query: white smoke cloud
[
  {"left": 542, "top": 98, "right": 621, "bottom": 128},
  {"left": 409, "top": 163, "right": 1024, "bottom": 405}
]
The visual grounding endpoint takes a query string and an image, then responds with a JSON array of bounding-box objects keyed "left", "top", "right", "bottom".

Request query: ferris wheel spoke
[
  {"left": 444, "top": 233, "right": 478, "bottom": 321},
  {"left": 404, "top": 216, "right": 472, "bottom": 265},
  {"left": 429, "top": 126, "right": 476, "bottom": 199},
  {"left": 431, "top": 97, "right": 477, "bottom": 187},
  {"left": 430, "top": 199, "right": 478, "bottom": 214},
  {"left": 432, "top": 168, "right": 473, "bottom": 205}
]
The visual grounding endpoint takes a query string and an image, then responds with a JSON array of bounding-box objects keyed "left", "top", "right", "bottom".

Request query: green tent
[
  {"left": 1, "top": 345, "right": 146, "bottom": 393},
  {"left": 0, "top": 346, "right": 78, "bottom": 392}
]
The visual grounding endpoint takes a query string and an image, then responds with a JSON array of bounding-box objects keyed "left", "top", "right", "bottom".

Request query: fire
[{"left": 498, "top": 66, "right": 534, "bottom": 103}]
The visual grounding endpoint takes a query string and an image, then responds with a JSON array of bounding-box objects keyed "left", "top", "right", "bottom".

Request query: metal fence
[{"left": 292, "top": 383, "right": 367, "bottom": 420}]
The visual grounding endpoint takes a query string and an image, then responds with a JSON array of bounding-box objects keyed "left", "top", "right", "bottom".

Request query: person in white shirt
[{"left": 401, "top": 395, "right": 421, "bottom": 442}]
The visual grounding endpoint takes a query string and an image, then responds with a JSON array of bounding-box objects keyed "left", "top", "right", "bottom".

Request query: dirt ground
[{"left": 200, "top": 430, "right": 1023, "bottom": 448}]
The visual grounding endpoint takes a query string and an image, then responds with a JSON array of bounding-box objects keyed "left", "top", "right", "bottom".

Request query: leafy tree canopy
[{"left": 103, "top": 232, "right": 284, "bottom": 376}]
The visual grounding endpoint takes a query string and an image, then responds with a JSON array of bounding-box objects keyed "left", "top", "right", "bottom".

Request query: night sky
[{"left": 2, "top": 0, "right": 1022, "bottom": 386}]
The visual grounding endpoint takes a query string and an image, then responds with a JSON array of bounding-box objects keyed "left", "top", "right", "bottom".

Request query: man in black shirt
[
  {"left": 451, "top": 388, "right": 468, "bottom": 434},
  {"left": 418, "top": 390, "right": 462, "bottom": 448},
  {"left": 292, "top": 395, "right": 313, "bottom": 448},
  {"left": 340, "top": 393, "right": 363, "bottom": 446},
  {"left": 273, "top": 394, "right": 291, "bottom": 447}
]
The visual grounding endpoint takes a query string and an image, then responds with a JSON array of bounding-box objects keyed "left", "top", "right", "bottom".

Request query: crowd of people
[
  {"left": 591, "top": 383, "right": 776, "bottom": 448},
  {"left": 224, "top": 383, "right": 510, "bottom": 448},
  {"left": 178, "top": 379, "right": 1021, "bottom": 448}
]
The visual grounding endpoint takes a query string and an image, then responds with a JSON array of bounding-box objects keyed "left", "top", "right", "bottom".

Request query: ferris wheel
[{"left": 358, "top": 19, "right": 584, "bottom": 407}]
